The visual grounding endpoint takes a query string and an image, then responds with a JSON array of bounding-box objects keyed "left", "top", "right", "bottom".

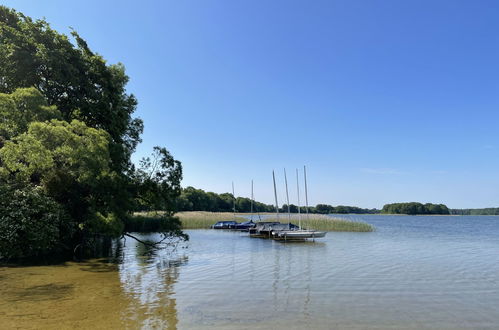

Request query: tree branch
[{"left": 123, "top": 232, "right": 170, "bottom": 248}]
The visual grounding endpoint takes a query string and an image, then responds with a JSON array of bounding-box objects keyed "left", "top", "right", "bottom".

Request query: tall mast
[
  {"left": 304, "top": 165, "right": 309, "bottom": 220},
  {"left": 296, "top": 168, "right": 301, "bottom": 229},
  {"left": 272, "top": 170, "right": 279, "bottom": 220},
  {"left": 284, "top": 168, "right": 291, "bottom": 225},
  {"left": 250, "top": 180, "right": 254, "bottom": 222},
  {"left": 232, "top": 181, "right": 236, "bottom": 219}
]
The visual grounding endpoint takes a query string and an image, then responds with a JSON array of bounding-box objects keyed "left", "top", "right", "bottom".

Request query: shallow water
[{"left": 1, "top": 215, "right": 499, "bottom": 329}]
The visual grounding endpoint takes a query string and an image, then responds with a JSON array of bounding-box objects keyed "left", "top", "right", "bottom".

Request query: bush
[{"left": 0, "top": 185, "right": 70, "bottom": 260}]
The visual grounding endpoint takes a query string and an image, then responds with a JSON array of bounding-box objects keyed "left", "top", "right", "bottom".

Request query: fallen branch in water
[{"left": 122, "top": 233, "right": 186, "bottom": 253}]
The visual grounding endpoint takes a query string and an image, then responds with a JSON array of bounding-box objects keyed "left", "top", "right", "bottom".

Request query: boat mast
[
  {"left": 296, "top": 168, "right": 301, "bottom": 229},
  {"left": 232, "top": 181, "right": 236, "bottom": 219},
  {"left": 250, "top": 180, "right": 254, "bottom": 222},
  {"left": 284, "top": 168, "right": 291, "bottom": 226},
  {"left": 304, "top": 165, "right": 309, "bottom": 220},
  {"left": 272, "top": 170, "right": 280, "bottom": 221}
]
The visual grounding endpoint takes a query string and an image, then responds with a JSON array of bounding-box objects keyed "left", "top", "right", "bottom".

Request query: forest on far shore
[
  {"left": 175, "top": 186, "right": 379, "bottom": 214},
  {"left": 176, "top": 187, "right": 499, "bottom": 216}
]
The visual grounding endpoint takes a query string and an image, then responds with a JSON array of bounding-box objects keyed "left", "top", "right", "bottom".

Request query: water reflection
[
  {"left": 118, "top": 233, "right": 188, "bottom": 329},
  {"left": 2, "top": 216, "right": 499, "bottom": 329},
  {"left": 0, "top": 234, "right": 187, "bottom": 329}
]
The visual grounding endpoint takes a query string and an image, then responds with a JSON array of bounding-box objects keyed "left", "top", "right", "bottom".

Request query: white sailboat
[{"left": 273, "top": 166, "right": 326, "bottom": 240}]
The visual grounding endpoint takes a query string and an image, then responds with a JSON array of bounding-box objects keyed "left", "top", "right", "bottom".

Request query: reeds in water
[
  {"left": 264, "top": 214, "right": 374, "bottom": 232},
  {"left": 133, "top": 211, "right": 375, "bottom": 232},
  {"left": 176, "top": 211, "right": 247, "bottom": 229}
]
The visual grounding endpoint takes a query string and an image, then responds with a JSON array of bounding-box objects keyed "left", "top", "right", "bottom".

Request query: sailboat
[
  {"left": 249, "top": 171, "right": 298, "bottom": 238},
  {"left": 212, "top": 181, "right": 239, "bottom": 229},
  {"left": 272, "top": 166, "right": 326, "bottom": 240},
  {"left": 234, "top": 180, "right": 257, "bottom": 231}
]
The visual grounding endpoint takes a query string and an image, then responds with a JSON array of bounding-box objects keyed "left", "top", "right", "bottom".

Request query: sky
[{"left": 3, "top": 0, "right": 499, "bottom": 209}]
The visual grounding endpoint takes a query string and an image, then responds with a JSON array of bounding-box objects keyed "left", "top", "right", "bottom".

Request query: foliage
[
  {"left": 0, "top": 87, "right": 60, "bottom": 140},
  {"left": 133, "top": 147, "right": 183, "bottom": 214},
  {"left": 174, "top": 211, "right": 248, "bottom": 229},
  {"left": 0, "top": 6, "right": 186, "bottom": 260},
  {"left": 0, "top": 184, "right": 72, "bottom": 259},
  {"left": 0, "top": 118, "right": 120, "bottom": 234},
  {"left": 176, "top": 186, "right": 378, "bottom": 214},
  {"left": 1, "top": 119, "right": 111, "bottom": 184},
  {"left": 381, "top": 202, "right": 450, "bottom": 215},
  {"left": 265, "top": 214, "right": 375, "bottom": 232},
  {"left": 450, "top": 208, "right": 499, "bottom": 215},
  {"left": 313, "top": 204, "right": 379, "bottom": 214},
  {"left": 0, "top": 6, "right": 143, "bottom": 172}
]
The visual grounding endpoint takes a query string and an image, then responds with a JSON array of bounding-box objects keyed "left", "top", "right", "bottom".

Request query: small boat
[
  {"left": 249, "top": 221, "right": 281, "bottom": 237},
  {"left": 233, "top": 220, "right": 255, "bottom": 230},
  {"left": 273, "top": 229, "right": 326, "bottom": 240},
  {"left": 212, "top": 221, "right": 238, "bottom": 229}
]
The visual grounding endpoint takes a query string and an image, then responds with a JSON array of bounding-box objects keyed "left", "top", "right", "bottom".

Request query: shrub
[{"left": 0, "top": 185, "right": 70, "bottom": 260}]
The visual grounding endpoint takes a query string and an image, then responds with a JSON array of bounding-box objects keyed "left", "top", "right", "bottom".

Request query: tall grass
[
  {"left": 176, "top": 211, "right": 247, "bottom": 229},
  {"left": 132, "top": 211, "right": 374, "bottom": 232},
  {"left": 265, "top": 214, "right": 374, "bottom": 232},
  {"left": 174, "top": 211, "right": 374, "bottom": 232}
]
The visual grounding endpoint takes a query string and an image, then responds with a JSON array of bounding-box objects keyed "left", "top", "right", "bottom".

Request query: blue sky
[{"left": 4, "top": 0, "right": 499, "bottom": 208}]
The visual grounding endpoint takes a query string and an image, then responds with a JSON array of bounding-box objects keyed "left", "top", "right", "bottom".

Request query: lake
[{"left": 1, "top": 215, "right": 499, "bottom": 329}]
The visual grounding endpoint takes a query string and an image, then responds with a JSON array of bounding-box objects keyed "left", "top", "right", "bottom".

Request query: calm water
[{"left": 1, "top": 215, "right": 499, "bottom": 329}]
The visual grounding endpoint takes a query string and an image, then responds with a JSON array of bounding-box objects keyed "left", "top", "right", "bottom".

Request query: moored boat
[
  {"left": 272, "top": 166, "right": 327, "bottom": 241},
  {"left": 273, "top": 229, "right": 326, "bottom": 240},
  {"left": 249, "top": 221, "right": 281, "bottom": 237},
  {"left": 233, "top": 220, "right": 256, "bottom": 231},
  {"left": 212, "top": 221, "right": 239, "bottom": 229}
]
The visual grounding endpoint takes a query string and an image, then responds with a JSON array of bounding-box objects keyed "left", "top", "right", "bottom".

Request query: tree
[
  {"left": 0, "top": 118, "right": 123, "bottom": 235},
  {"left": 133, "top": 146, "right": 183, "bottom": 215},
  {"left": 236, "top": 197, "right": 252, "bottom": 212},
  {"left": 0, "top": 88, "right": 60, "bottom": 141},
  {"left": 0, "top": 6, "right": 143, "bottom": 173},
  {"left": 0, "top": 7, "right": 188, "bottom": 260},
  {"left": 381, "top": 202, "right": 449, "bottom": 215}
]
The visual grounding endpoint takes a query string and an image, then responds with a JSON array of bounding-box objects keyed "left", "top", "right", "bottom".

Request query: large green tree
[
  {"left": 0, "top": 6, "right": 143, "bottom": 172},
  {"left": 0, "top": 6, "right": 185, "bottom": 260}
]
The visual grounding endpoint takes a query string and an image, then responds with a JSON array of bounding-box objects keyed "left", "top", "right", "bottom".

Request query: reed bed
[
  {"left": 132, "top": 211, "right": 374, "bottom": 232},
  {"left": 264, "top": 214, "right": 375, "bottom": 232},
  {"left": 174, "top": 211, "right": 374, "bottom": 232},
  {"left": 175, "top": 211, "right": 247, "bottom": 229}
]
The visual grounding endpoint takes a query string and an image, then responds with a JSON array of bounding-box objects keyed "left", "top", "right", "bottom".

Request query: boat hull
[{"left": 273, "top": 230, "right": 327, "bottom": 240}]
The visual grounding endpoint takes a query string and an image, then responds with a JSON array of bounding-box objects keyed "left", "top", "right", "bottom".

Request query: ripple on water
[{"left": 1, "top": 216, "right": 499, "bottom": 329}]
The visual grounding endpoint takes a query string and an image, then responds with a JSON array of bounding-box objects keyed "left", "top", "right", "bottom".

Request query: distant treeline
[
  {"left": 313, "top": 204, "right": 379, "bottom": 214},
  {"left": 176, "top": 187, "right": 379, "bottom": 214},
  {"left": 176, "top": 188, "right": 499, "bottom": 216},
  {"left": 381, "top": 202, "right": 450, "bottom": 215},
  {"left": 450, "top": 208, "right": 499, "bottom": 215}
]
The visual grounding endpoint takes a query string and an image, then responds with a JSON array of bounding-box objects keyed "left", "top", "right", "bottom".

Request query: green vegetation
[
  {"left": 313, "top": 204, "right": 378, "bottom": 214},
  {"left": 177, "top": 186, "right": 379, "bottom": 214},
  {"left": 141, "top": 211, "right": 375, "bottom": 232},
  {"left": 265, "top": 214, "right": 375, "bottom": 232},
  {"left": 140, "top": 211, "right": 248, "bottom": 229},
  {"left": 381, "top": 202, "right": 450, "bottom": 215},
  {"left": 450, "top": 208, "right": 499, "bottom": 215},
  {"left": 0, "top": 7, "right": 185, "bottom": 260}
]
